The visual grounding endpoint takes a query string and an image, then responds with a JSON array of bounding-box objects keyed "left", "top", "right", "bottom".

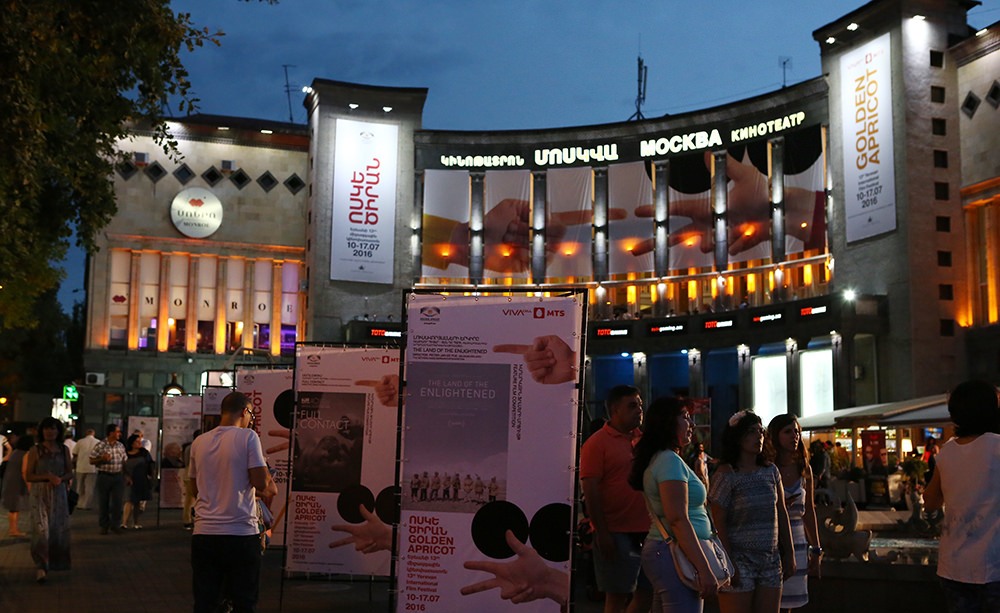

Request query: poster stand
[
  {"left": 394, "top": 289, "right": 588, "bottom": 613},
  {"left": 278, "top": 341, "right": 404, "bottom": 612}
]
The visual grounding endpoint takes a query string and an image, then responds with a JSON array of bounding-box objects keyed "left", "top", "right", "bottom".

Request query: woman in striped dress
[{"left": 767, "top": 415, "right": 822, "bottom": 611}]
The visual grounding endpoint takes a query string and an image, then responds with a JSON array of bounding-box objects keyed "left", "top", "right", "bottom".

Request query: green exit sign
[{"left": 63, "top": 385, "right": 79, "bottom": 401}]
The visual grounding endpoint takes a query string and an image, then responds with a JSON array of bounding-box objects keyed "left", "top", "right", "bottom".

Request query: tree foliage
[{"left": 0, "top": 0, "right": 221, "bottom": 328}]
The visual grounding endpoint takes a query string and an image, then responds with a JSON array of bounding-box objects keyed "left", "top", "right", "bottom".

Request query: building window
[
  {"left": 936, "top": 216, "right": 951, "bottom": 232},
  {"left": 933, "top": 150, "right": 948, "bottom": 168},
  {"left": 932, "top": 118, "right": 946, "bottom": 135},
  {"left": 962, "top": 92, "right": 982, "bottom": 118},
  {"left": 938, "top": 251, "right": 952, "bottom": 267},
  {"left": 987, "top": 80, "right": 1000, "bottom": 109},
  {"left": 939, "top": 284, "right": 953, "bottom": 300},
  {"left": 930, "top": 50, "right": 944, "bottom": 68},
  {"left": 930, "top": 86, "right": 945, "bottom": 103},
  {"left": 935, "top": 182, "right": 950, "bottom": 200},
  {"left": 940, "top": 319, "right": 955, "bottom": 336}
]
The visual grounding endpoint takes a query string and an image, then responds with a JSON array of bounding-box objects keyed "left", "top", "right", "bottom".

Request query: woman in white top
[{"left": 924, "top": 379, "right": 1000, "bottom": 612}]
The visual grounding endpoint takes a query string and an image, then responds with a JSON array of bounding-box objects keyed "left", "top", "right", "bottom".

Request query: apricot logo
[{"left": 189, "top": 198, "right": 204, "bottom": 207}]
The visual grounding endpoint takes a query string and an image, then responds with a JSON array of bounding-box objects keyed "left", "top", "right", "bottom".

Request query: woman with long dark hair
[
  {"left": 708, "top": 410, "right": 794, "bottom": 613},
  {"left": 629, "top": 397, "right": 719, "bottom": 612},
  {"left": 924, "top": 380, "right": 1000, "bottom": 611},
  {"left": 23, "top": 417, "right": 73, "bottom": 583},
  {"left": 121, "top": 433, "right": 154, "bottom": 529},
  {"left": 766, "top": 414, "right": 821, "bottom": 612}
]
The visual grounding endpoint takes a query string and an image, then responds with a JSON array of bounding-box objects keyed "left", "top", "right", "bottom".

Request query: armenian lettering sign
[{"left": 331, "top": 119, "right": 398, "bottom": 284}]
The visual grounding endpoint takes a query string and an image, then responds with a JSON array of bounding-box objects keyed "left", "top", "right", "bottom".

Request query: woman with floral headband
[{"left": 709, "top": 410, "right": 795, "bottom": 613}]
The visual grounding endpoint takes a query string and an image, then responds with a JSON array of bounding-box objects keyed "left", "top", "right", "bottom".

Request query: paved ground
[
  {"left": 0, "top": 505, "right": 606, "bottom": 613},
  {"left": 0, "top": 504, "right": 941, "bottom": 612}
]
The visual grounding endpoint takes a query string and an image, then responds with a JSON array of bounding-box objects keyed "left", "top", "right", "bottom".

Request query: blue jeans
[
  {"left": 940, "top": 578, "right": 1000, "bottom": 613},
  {"left": 95, "top": 472, "right": 124, "bottom": 530},
  {"left": 192, "top": 534, "right": 263, "bottom": 613},
  {"left": 641, "top": 539, "right": 703, "bottom": 613}
]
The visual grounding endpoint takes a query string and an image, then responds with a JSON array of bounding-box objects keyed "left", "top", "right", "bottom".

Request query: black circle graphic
[
  {"left": 528, "top": 502, "right": 572, "bottom": 562},
  {"left": 337, "top": 484, "right": 375, "bottom": 524},
  {"left": 273, "top": 389, "right": 295, "bottom": 428},
  {"left": 375, "top": 486, "right": 400, "bottom": 525},
  {"left": 471, "top": 501, "right": 529, "bottom": 559}
]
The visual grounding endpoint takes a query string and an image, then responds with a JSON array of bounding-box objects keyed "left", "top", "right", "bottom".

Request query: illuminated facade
[
  {"left": 80, "top": 0, "right": 999, "bottom": 436},
  {"left": 83, "top": 115, "right": 309, "bottom": 418}
]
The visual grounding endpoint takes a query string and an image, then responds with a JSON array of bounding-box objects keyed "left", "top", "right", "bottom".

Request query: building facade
[{"left": 80, "top": 0, "right": 998, "bottom": 442}]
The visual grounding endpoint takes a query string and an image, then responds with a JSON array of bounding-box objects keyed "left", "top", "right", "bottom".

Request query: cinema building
[{"left": 81, "top": 0, "right": 999, "bottom": 447}]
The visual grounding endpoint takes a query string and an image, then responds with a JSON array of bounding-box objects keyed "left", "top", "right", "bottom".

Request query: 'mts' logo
[{"left": 533, "top": 307, "right": 565, "bottom": 319}]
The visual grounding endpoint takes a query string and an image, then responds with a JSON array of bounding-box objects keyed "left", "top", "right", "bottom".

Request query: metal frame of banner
[
  {"left": 399, "top": 287, "right": 590, "bottom": 613},
  {"left": 279, "top": 341, "right": 399, "bottom": 612}
]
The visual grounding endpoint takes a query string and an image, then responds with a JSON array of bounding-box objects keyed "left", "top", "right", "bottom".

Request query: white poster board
[
  {"left": 331, "top": 118, "right": 398, "bottom": 284},
  {"left": 286, "top": 346, "right": 401, "bottom": 575},
  {"left": 397, "top": 293, "right": 583, "bottom": 613},
  {"left": 160, "top": 395, "right": 202, "bottom": 508},
  {"left": 840, "top": 31, "right": 896, "bottom": 242},
  {"left": 237, "top": 368, "right": 294, "bottom": 547}
]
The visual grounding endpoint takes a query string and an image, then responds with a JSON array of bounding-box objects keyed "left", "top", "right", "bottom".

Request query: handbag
[
  {"left": 67, "top": 488, "right": 80, "bottom": 514},
  {"left": 645, "top": 497, "right": 733, "bottom": 591}
]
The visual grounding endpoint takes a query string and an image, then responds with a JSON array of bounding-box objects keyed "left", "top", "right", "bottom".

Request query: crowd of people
[
  {"left": 2, "top": 379, "right": 998, "bottom": 611},
  {"left": 581, "top": 379, "right": 999, "bottom": 613}
]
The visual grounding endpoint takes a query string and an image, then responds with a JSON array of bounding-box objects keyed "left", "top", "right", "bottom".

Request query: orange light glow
[
  {"left": 800, "top": 222, "right": 808, "bottom": 228},
  {"left": 685, "top": 238, "right": 696, "bottom": 247},
  {"left": 743, "top": 227, "right": 755, "bottom": 237},
  {"left": 501, "top": 247, "right": 512, "bottom": 257}
]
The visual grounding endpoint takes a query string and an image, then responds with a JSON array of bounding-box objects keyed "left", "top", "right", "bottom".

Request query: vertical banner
[
  {"left": 331, "top": 118, "right": 399, "bottom": 284},
  {"left": 840, "top": 31, "right": 895, "bottom": 242},
  {"left": 286, "top": 346, "right": 401, "bottom": 575},
  {"left": 237, "top": 368, "right": 294, "bottom": 547},
  {"left": 161, "top": 395, "right": 202, "bottom": 508},
  {"left": 397, "top": 293, "right": 584, "bottom": 613}
]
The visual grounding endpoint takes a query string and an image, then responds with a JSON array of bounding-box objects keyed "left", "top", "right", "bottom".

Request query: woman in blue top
[{"left": 629, "top": 397, "right": 719, "bottom": 612}]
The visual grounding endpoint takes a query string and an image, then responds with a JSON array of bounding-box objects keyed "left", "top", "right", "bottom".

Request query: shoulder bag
[{"left": 645, "top": 497, "right": 733, "bottom": 591}]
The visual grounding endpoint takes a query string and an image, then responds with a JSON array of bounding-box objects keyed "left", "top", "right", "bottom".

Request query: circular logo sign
[{"left": 170, "top": 187, "right": 223, "bottom": 238}]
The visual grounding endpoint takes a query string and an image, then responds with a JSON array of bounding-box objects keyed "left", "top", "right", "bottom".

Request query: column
[
  {"left": 468, "top": 171, "right": 485, "bottom": 284},
  {"left": 531, "top": 171, "right": 547, "bottom": 284},
  {"left": 592, "top": 167, "right": 609, "bottom": 281}
]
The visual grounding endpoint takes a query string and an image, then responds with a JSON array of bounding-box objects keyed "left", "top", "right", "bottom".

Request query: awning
[
  {"left": 878, "top": 401, "right": 950, "bottom": 426},
  {"left": 798, "top": 405, "right": 869, "bottom": 430},
  {"left": 798, "top": 393, "right": 949, "bottom": 431}
]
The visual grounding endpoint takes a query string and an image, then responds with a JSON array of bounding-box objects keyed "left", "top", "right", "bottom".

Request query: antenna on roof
[
  {"left": 628, "top": 55, "right": 648, "bottom": 121},
  {"left": 283, "top": 64, "right": 297, "bottom": 123},
  {"left": 779, "top": 56, "right": 793, "bottom": 88}
]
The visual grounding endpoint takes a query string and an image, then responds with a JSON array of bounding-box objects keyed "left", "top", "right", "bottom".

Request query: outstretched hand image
[
  {"left": 629, "top": 152, "right": 822, "bottom": 256},
  {"left": 460, "top": 530, "right": 569, "bottom": 611},
  {"left": 426, "top": 199, "right": 626, "bottom": 273},
  {"left": 493, "top": 335, "right": 577, "bottom": 384},
  {"left": 355, "top": 374, "right": 400, "bottom": 407},
  {"left": 329, "top": 504, "right": 393, "bottom": 554},
  {"left": 265, "top": 429, "right": 290, "bottom": 455}
]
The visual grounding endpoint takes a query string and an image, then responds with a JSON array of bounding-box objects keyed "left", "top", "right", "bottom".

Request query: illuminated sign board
[
  {"left": 416, "top": 92, "right": 827, "bottom": 171},
  {"left": 369, "top": 327, "right": 403, "bottom": 339},
  {"left": 647, "top": 322, "right": 687, "bottom": 336},
  {"left": 799, "top": 305, "right": 829, "bottom": 317},
  {"left": 703, "top": 319, "right": 735, "bottom": 330},
  {"left": 751, "top": 311, "right": 784, "bottom": 326},
  {"left": 594, "top": 326, "right": 630, "bottom": 338}
]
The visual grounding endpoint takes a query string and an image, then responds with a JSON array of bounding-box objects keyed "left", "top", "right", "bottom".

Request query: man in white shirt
[
  {"left": 73, "top": 429, "right": 100, "bottom": 510},
  {"left": 189, "top": 392, "right": 276, "bottom": 613}
]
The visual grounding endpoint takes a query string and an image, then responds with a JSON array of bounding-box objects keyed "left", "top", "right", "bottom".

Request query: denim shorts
[
  {"left": 721, "top": 548, "right": 782, "bottom": 593},
  {"left": 593, "top": 531, "right": 649, "bottom": 594}
]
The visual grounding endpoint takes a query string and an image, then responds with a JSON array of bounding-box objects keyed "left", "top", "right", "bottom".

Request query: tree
[{"left": 0, "top": 0, "right": 221, "bottom": 328}]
